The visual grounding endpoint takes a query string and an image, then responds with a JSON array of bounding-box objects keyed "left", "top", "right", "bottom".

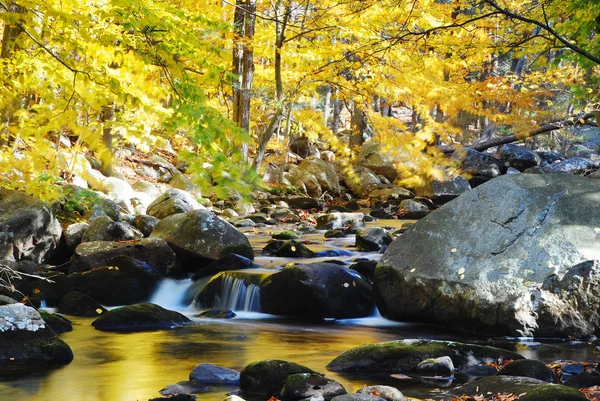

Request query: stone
[
  {"left": 287, "top": 197, "right": 323, "bottom": 210},
  {"left": 150, "top": 210, "right": 254, "bottom": 267},
  {"left": 132, "top": 215, "right": 160, "bottom": 237},
  {"left": 196, "top": 309, "right": 236, "bottom": 319},
  {"left": 450, "top": 376, "right": 586, "bottom": 401},
  {"left": 0, "top": 189, "right": 62, "bottom": 263},
  {"left": 83, "top": 198, "right": 122, "bottom": 222},
  {"left": 499, "top": 144, "right": 542, "bottom": 171},
  {"left": 428, "top": 176, "right": 471, "bottom": 204},
  {"left": 457, "top": 149, "right": 507, "bottom": 182},
  {"left": 0, "top": 303, "right": 73, "bottom": 363},
  {"left": 564, "top": 369, "right": 600, "bottom": 388},
  {"left": 260, "top": 263, "right": 374, "bottom": 318},
  {"left": 191, "top": 254, "right": 254, "bottom": 281},
  {"left": 281, "top": 373, "right": 347, "bottom": 401},
  {"left": 100, "top": 177, "right": 135, "bottom": 201},
  {"left": 159, "top": 381, "right": 207, "bottom": 396},
  {"left": 543, "top": 157, "right": 599, "bottom": 174},
  {"left": 298, "top": 157, "right": 341, "bottom": 194},
  {"left": 397, "top": 199, "right": 429, "bottom": 219},
  {"left": 64, "top": 222, "right": 89, "bottom": 251},
  {"left": 193, "top": 271, "right": 265, "bottom": 311},
  {"left": 57, "top": 291, "right": 107, "bottom": 317},
  {"left": 349, "top": 260, "right": 378, "bottom": 281},
  {"left": 233, "top": 219, "right": 255, "bottom": 228},
  {"left": 272, "top": 231, "right": 300, "bottom": 240},
  {"left": 146, "top": 188, "right": 203, "bottom": 219},
  {"left": 497, "top": 359, "right": 554, "bottom": 382},
  {"left": 331, "top": 395, "right": 385, "bottom": 401},
  {"left": 69, "top": 256, "right": 161, "bottom": 306},
  {"left": 274, "top": 241, "right": 316, "bottom": 258},
  {"left": 28, "top": 272, "right": 72, "bottom": 307},
  {"left": 536, "top": 151, "right": 562, "bottom": 165},
  {"left": 288, "top": 166, "right": 323, "bottom": 199},
  {"left": 240, "top": 359, "right": 318, "bottom": 396},
  {"left": 150, "top": 394, "right": 196, "bottom": 401},
  {"left": 374, "top": 174, "right": 600, "bottom": 337},
  {"left": 356, "top": 386, "right": 404, "bottom": 401},
  {"left": 368, "top": 186, "right": 414, "bottom": 204},
  {"left": 81, "top": 215, "right": 143, "bottom": 243},
  {"left": 70, "top": 238, "right": 176, "bottom": 275},
  {"left": 326, "top": 339, "right": 523, "bottom": 373},
  {"left": 355, "top": 228, "right": 393, "bottom": 252},
  {"left": 342, "top": 166, "right": 382, "bottom": 198},
  {"left": 171, "top": 172, "right": 201, "bottom": 195},
  {"left": 189, "top": 363, "right": 240, "bottom": 384},
  {"left": 416, "top": 356, "right": 454, "bottom": 376},
  {"left": 357, "top": 143, "right": 398, "bottom": 182},
  {"left": 316, "top": 213, "right": 365, "bottom": 230},
  {"left": 92, "top": 303, "right": 191, "bottom": 332},
  {"left": 38, "top": 310, "right": 73, "bottom": 334}
]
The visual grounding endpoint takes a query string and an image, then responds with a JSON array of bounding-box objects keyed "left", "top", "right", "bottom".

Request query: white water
[
  {"left": 214, "top": 275, "right": 261, "bottom": 312},
  {"left": 150, "top": 279, "right": 194, "bottom": 311}
]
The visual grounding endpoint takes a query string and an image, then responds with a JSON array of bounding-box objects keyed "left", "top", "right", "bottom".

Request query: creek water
[{"left": 1, "top": 219, "right": 599, "bottom": 401}]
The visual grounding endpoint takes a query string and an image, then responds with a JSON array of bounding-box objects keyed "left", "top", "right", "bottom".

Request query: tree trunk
[
  {"left": 331, "top": 87, "right": 341, "bottom": 134},
  {"left": 100, "top": 104, "right": 115, "bottom": 176},
  {"left": 350, "top": 103, "right": 368, "bottom": 149}
]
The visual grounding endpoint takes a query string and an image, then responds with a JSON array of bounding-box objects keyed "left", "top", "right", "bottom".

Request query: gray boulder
[
  {"left": 150, "top": 210, "right": 254, "bottom": 264},
  {"left": 397, "top": 199, "right": 428, "bottom": 219},
  {"left": 146, "top": 188, "right": 203, "bottom": 219},
  {"left": 342, "top": 166, "right": 382, "bottom": 198},
  {"left": 416, "top": 356, "right": 454, "bottom": 376},
  {"left": 375, "top": 174, "right": 600, "bottom": 337},
  {"left": 357, "top": 143, "right": 398, "bottom": 182},
  {"left": 355, "top": 228, "right": 393, "bottom": 252},
  {"left": 356, "top": 386, "right": 404, "bottom": 401},
  {"left": 189, "top": 363, "right": 240, "bottom": 384},
  {"left": 70, "top": 237, "right": 176, "bottom": 275},
  {"left": 132, "top": 214, "right": 159, "bottom": 237},
  {"left": 316, "top": 213, "right": 365, "bottom": 230},
  {"left": 497, "top": 359, "right": 554, "bottom": 382},
  {"left": 64, "top": 222, "right": 89, "bottom": 251},
  {"left": 499, "top": 144, "right": 542, "bottom": 171},
  {"left": 298, "top": 157, "right": 341, "bottom": 194},
  {"left": 0, "top": 189, "right": 62, "bottom": 263},
  {"left": 428, "top": 176, "right": 471, "bottom": 204},
  {"left": 81, "top": 215, "right": 143, "bottom": 243},
  {"left": 543, "top": 157, "right": 599, "bottom": 174},
  {"left": 281, "top": 373, "right": 346, "bottom": 401}
]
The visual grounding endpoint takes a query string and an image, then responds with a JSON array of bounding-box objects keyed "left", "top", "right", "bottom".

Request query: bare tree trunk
[
  {"left": 252, "top": 108, "right": 284, "bottom": 170},
  {"left": 100, "top": 104, "right": 115, "bottom": 176},
  {"left": 323, "top": 85, "right": 331, "bottom": 126},
  {"left": 350, "top": 103, "right": 368, "bottom": 149},
  {"left": 331, "top": 87, "right": 341, "bottom": 134}
]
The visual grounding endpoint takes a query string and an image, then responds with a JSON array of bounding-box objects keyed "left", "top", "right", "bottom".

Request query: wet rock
[
  {"left": 281, "top": 373, "right": 347, "bottom": 401},
  {"left": 38, "top": 310, "right": 73, "bottom": 334},
  {"left": 64, "top": 222, "right": 89, "bottom": 251},
  {"left": 92, "top": 303, "right": 191, "bottom": 332},
  {"left": 450, "top": 375, "right": 586, "bottom": 401},
  {"left": 299, "top": 157, "right": 341, "bottom": 194},
  {"left": 240, "top": 359, "right": 318, "bottom": 396},
  {"left": 263, "top": 240, "right": 285, "bottom": 256},
  {"left": 0, "top": 189, "right": 62, "bottom": 263},
  {"left": 427, "top": 176, "right": 471, "bottom": 205},
  {"left": 69, "top": 256, "right": 160, "bottom": 306},
  {"left": 0, "top": 303, "right": 73, "bottom": 363},
  {"left": 189, "top": 363, "right": 240, "bottom": 384},
  {"left": 416, "top": 356, "right": 454, "bottom": 376},
  {"left": 324, "top": 230, "right": 347, "bottom": 239},
  {"left": 543, "top": 157, "right": 599, "bottom": 174},
  {"left": 564, "top": 369, "right": 600, "bottom": 388},
  {"left": 316, "top": 213, "right": 365, "bottom": 230},
  {"left": 146, "top": 188, "right": 203, "bottom": 219},
  {"left": 246, "top": 213, "right": 276, "bottom": 225},
  {"left": 375, "top": 174, "right": 600, "bottom": 337},
  {"left": 397, "top": 199, "right": 428, "bottom": 219},
  {"left": 81, "top": 215, "right": 143, "bottom": 243},
  {"left": 233, "top": 218, "right": 255, "bottom": 228},
  {"left": 349, "top": 260, "right": 377, "bottom": 281},
  {"left": 356, "top": 386, "right": 404, "bottom": 401},
  {"left": 355, "top": 228, "right": 393, "bottom": 252},
  {"left": 194, "top": 271, "right": 264, "bottom": 311},
  {"left": 497, "top": 359, "right": 554, "bottom": 382},
  {"left": 326, "top": 339, "right": 522, "bottom": 373},
  {"left": 70, "top": 237, "right": 176, "bottom": 275},
  {"left": 260, "top": 263, "right": 374, "bottom": 318},
  {"left": 132, "top": 215, "right": 159, "bottom": 237},
  {"left": 159, "top": 380, "right": 207, "bottom": 396},
  {"left": 191, "top": 254, "right": 254, "bottom": 281},
  {"left": 287, "top": 197, "right": 323, "bottom": 210},
  {"left": 458, "top": 149, "right": 507, "bottom": 184},
  {"left": 274, "top": 240, "right": 316, "bottom": 258},
  {"left": 271, "top": 208, "right": 299, "bottom": 223},
  {"left": 196, "top": 309, "right": 236, "bottom": 319},
  {"left": 57, "top": 291, "right": 107, "bottom": 317},
  {"left": 369, "top": 202, "right": 397, "bottom": 219},
  {"left": 536, "top": 151, "right": 562, "bottom": 165},
  {"left": 28, "top": 272, "right": 72, "bottom": 307},
  {"left": 332, "top": 394, "right": 385, "bottom": 401},
  {"left": 499, "top": 144, "right": 542, "bottom": 171},
  {"left": 272, "top": 231, "right": 300, "bottom": 240},
  {"left": 345, "top": 200, "right": 360, "bottom": 211},
  {"left": 150, "top": 210, "right": 254, "bottom": 267}
]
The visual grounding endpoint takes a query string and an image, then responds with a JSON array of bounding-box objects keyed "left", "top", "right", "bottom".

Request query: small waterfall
[
  {"left": 214, "top": 275, "right": 261, "bottom": 312},
  {"left": 150, "top": 279, "right": 193, "bottom": 310}
]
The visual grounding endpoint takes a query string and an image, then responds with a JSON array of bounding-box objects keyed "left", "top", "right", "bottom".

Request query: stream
[{"left": 1, "top": 218, "right": 599, "bottom": 401}]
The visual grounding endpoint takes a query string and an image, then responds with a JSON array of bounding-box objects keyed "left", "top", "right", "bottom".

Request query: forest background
[{"left": 0, "top": 0, "right": 598, "bottom": 201}]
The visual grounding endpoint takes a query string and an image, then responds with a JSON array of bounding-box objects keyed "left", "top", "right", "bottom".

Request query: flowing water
[{"left": 1, "top": 219, "right": 599, "bottom": 401}]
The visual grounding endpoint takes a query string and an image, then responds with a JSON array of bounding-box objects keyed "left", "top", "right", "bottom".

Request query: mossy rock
[
  {"left": 449, "top": 375, "right": 587, "bottom": 401},
  {"left": 57, "top": 291, "right": 107, "bottom": 317},
  {"left": 272, "top": 231, "right": 300, "bottom": 240},
  {"left": 92, "top": 303, "right": 191, "bottom": 332},
  {"left": 326, "top": 339, "right": 523, "bottom": 373},
  {"left": 497, "top": 359, "right": 554, "bottom": 382},
  {"left": 38, "top": 310, "right": 73, "bottom": 334},
  {"left": 274, "top": 240, "right": 316, "bottom": 258},
  {"left": 281, "top": 373, "right": 346, "bottom": 401},
  {"left": 240, "top": 359, "right": 319, "bottom": 396}
]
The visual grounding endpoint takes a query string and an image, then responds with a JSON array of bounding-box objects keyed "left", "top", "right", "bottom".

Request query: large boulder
[
  {"left": 0, "top": 189, "right": 62, "bottom": 263},
  {"left": 69, "top": 237, "right": 176, "bottom": 275},
  {"left": 374, "top": 174, "right": 600, "bottom": 337},
  {"left": 92, "top": 303, "right": 191, "bottom": 332},
  {"left": 260, "top": 263, "right": 374, "bottom": 318},
  {"left": 326, "top": 339, "right": 523, "bottom": 373},
  {"left": 357, "top": 143, "right": 398, "bottom": 182},
  {"left": 81, "top": 215, "right": 143, "bottom": 243},
  {"left": 57, "top": 291, "right": 107, "bottom": 317},
  {"left": 499, "top": 144, "right": 542, "bottom": 171},
  {"left": 150, "top": 210, "right": 254, "bottom": 267},
  {"left": 342, "top": 166, "right": 382, "bottom": 198},
  {"left": 240, "top": 359, "right": 318, "bottom": 396},
  {"left": 0, "top": 303, "right": 73, "bottom": 363},
  {"left": 298, "top": 157, "right": 341, "bottom": 195},
  {"left": 146, "top": 188, "right": 203, "bottom": 219}
]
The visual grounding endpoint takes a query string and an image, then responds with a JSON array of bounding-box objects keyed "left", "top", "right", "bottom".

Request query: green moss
[
  {"left": 240, "top": 359, "right": 319, "bottom": 396},
  {"left": 520, "top": 385, "right": 587, "bottom": 401},
  {"left": 454, "top": 376, "right": 586, "bottom": 401},
  {"left": 220, "top": 243, "right": 254, "bottom": 260},
  {"left": 272, "top": 231, "right": 300, "bottom": 240},
  {"left": 92, "top": 303, "right": 191, "bottom": 332}
]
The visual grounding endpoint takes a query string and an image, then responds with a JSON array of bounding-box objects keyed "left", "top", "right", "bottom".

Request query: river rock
[
  {"left": 369, "top": 202, "right": 397, "bottom": 219},
  {"left": 288, "top": 165, "right": 323, "bottom": 199},
  {"left": 299, "top": 157, "right": 341, "bottom": 194},
  {"left": 499, "top": 144, "right": 542, "bottom": 171},
  {"left": 368, "top": 186, "right": 414, "bottom": 204},
  {"left": 260, "top": 263, "right": 374, "bottom": 318},
  {"left": 240, "top": 359, "right": 318, "bottom": 396},
  {"left": 194, "top": 271, "right": 264, "bottom": 311},
  {"left": 497, "top": 359, "right": 554, "bottom": 382},
  {"left": 286, "top": 197, "right": 322, "bottom": 210},
  {"left": 196, "top": 309, "right": 236, "bottom": 319},
  {"left": 457, "top": 149, "right": 507, "bottom": 183},
  {"left": 146, "top": 188, "right": 203, "bottom": 219},
  {"left": 332, "top": 395, "right": 385, "bottom": 401},
  {"left": 132, "top": 215, "right": 159, "bottom": 237},
  {"left": 92, "top": 303, "right": 191, "bottom": 332},
  {"left": 316, "top": 213, "right": 365, "bottom": 230},
  {"left": 564, "top": 369, "right": 600, "bottom": 388},
  {"left": 189, "top": 363, "right": 240, "bottom": 384},
  {"left": 84, "top": 198, "right": 122, "bottom": 222},
  {"left": 28, "top": 272, "right": 72, "bottom": 307},
  {"left": 449, "top": 376, "right": 586, "bottom": 401},
  {"left": 38, "top": 310, "right": 73, "bottom": 334},
  {"left": 70, "top": 238, "right": 176, "bottom": 275},
  {"left": 81, "top": 215, "right": 143, "bottom": 243},
  {"left": 0, "top": 189, "right": 62, "bottom": 263},
  {"left": 0, "top": 303, "right": 73, "bottom": 363},
  {"left": 281, "top": 373, "right": 347, "bottom": 401},
  {"left": 357, "top": 143, "right": 398, "bottom": 182},
  {"left": 57, "top": 291, "right": 107, "bottom": 317},
  {"left": 543, "top": 157, "right": 599, "bottom": 174},
  {"left": 397, "top": 199, "right": 428, "bottom": 219},
  {"left": 342, "top": 166, "right": 382, "bottom": 198},
  {"left": 374, "top": 174, "right": 600, "bottom": 337},
  {"left": 356, "top": 386, "right": 404, "bottom": 401},
  {"left": 274, "top": 240, "right": 316, "bottom": 258},
  {"left": 536, "top": 151, "right": 562, "bottom": 165},
  {"left": 191, "top": 254, "right": 254, "bottom": 281},
  {"left": 69, "top": 256, "right": 160, "bottom": 306},
  {"left": 151, "top": 210, "right": 253, "bottom": 269},
  {"left": 415, "top": 356, "right": 454, "bottom": 376},
  {"left": 425, "top": 176, "right": 471, "bottom": 205},
  {"left": 159, "top": 380, "right": 207, "bottom": 396},
  {"left": 355, "top": 228, "right": 393, "bottom": 252},
  {"left": 326, "top": 339, "right": 522, "bottom": 373},
  {"left": 64, "top": 222, "right": 89, "bottom": 251}
]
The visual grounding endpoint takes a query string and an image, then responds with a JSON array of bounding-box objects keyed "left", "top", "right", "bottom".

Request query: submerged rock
[
  {"left": 415, "top": 356, "right": 454, "bottom": 376},
  {"left": 159, "top": 381, "right": 207, "bottom": 396},
  {"left": 375, "top": 174, "right": 600, "bottom": 337},
  {"left": 37, "top": 310, "right": 73, "bottom": 334},
  {"left": 189, "top": 363, "right": 240, "bottom": 384},
  {"left": 92, "top": 303, "right": 191, "bottom": 332},
  {"left": 240, "top": 359, "right": 318, "bottom": 396},
  {"left": 497, "top": 359, "right": 554, "bottom": 382}
]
